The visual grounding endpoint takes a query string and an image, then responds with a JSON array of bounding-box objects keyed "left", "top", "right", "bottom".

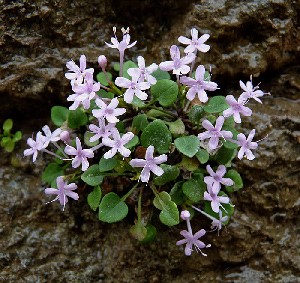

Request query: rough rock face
[{"left": 1, "top": 0, "right": 300, "bottom": 282}]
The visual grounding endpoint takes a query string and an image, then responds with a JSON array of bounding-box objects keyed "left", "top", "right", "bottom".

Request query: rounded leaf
[
  {"left": 153, "top": 164, "right": 180, "bottom": 186},
  {"left": 140, "top": 120, "right": 172, "bottom": 154},
  {"left": 87, "top": 186, "right": 102, "bottom": 211},
  {"left": 51, "top": 106, "right": 69, "bottom": 127},
  {"left": 81, "top": 164, "right": 104, "bottom": 186},
  {"left": 98, "top": 192, "right": 128, "bottom": 223},
  {"left": 203, "top": 96, "right": 229, "bottom": 113},
  {"left": 174, "top": 135, "right": 200, "bottom": 158},
  {"left": 150, "top": 79, "right": 178, "bottom": 107}
]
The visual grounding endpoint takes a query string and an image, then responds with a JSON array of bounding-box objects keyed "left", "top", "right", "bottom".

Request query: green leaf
[
  {"left": 84, "top": 131, "right": 99, "bottom": 147},
  {"left": 203, "top": 96, "right": 229, "bottom": 113},
  {"left": 3, "top": 119, "right": 13, "bottom": 133},
  {"left": 153, "top": 164, "right": 180, "bottom": 185},
  {"left": 99, "top": 157, "right": 119, "bottom": 172},
  {"left": 3, "top": 138, "right": 15, "bottom": 152},
  {"left": 96, "top": 72, "right": 112, "bottom": 86},
  {"left": 132, "top": 96, "right": 146, "bottom": 108},
  {"left": 169, "top": 181, "right": 185, "bottom": 205},
  {"left": 182, "top": 178, "right": 205, "bottom": 203},
  {"left": 174, "top": 135, "right": 200, "bottom": 158},
  {"left": 168, "top": 119, "right": 185, "bottom": 137},
  {"left": 42, "top": 163, "right": 64, "bottom": 184},
  {"left": 204, "top": 71, "right": 211, "bottom": 81},
  {"left": 153, "top": 191, "right": 180, "bottom": 226},
  {"left": 150, "top": 79, "right": 178, "bottom": 107},
  {"left": 153, "top": 191, "right": 171, "bottom": 210},
  {"left": 97, "top": 89, "right": 114, "bottom": 99},
  {"left": 67, "top": 108, "right": 88, "bottom": 129},
  {"left": 132, "top": 114, "right": 148, "bottom": 134},
  {"left": 225, "top": 169, "right": 243, "bottom": 192},
  {"left": 178, "top": 155, "right": 199, "bottom": 171},
  {"left": 98, "top": 192, "right": 128, "bottom": 223},
  {"left": 130, "top": 221, "right": 147, "bottom": 241},
  {"left": 214, "top": 147, "right": 236, "bottom": 165},
  {"left": 13, "top": 131, "right": 22, "bottom": 142},
  {"left": 195, "top": 148, "right": 209, "bottom": 164},
  {"left": 125, "top": 135, "right": 139, "bottom": 149},
  {"left": 146, "top": 109, "right": 167, "bottom": 118},
  {"left": 188, "top": 105, "right": 204, "bottom": 123},
  {"left": 113, "top": 63, "right": 120, "bottom": 72},
  {"left": 87, "top": 186, "right": 102, "bottom": 211},
  {"left": 152, "top": 69, "right": 170, "bottom": 80},
  {"left": 123, "top": 60, "right": 138, "bottom": 79},
  {"left": 139, "top": 224, "right": 157, "bottom": 244},
  {"left": 51, "top": 106, "right": 69, "bottom": 127},
  {"left": 81, "top": 164, "right": 104, "bottom": 186},
  {"left": 140, "top": 120, "right": 172, "bottom": 154},
  {"left": 159, "top": 201, "right": 179, "bottom": 226}
]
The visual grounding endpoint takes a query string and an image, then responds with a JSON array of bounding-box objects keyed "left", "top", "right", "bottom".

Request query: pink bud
[
  {"left": 181, "top": 210, "right": 190, "bottom": 221},
  {"left": 98, "top": 55, "right": 107, "bottom": 70},
  {"left": 60, "top": 131, "right": 71, "bottom": 144}
]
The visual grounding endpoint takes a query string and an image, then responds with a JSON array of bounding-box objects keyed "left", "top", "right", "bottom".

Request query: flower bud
[
  {"left": 98, "top": 55, "right": 107, "bottom": 71},
  {"left": 180, "top": 210, "right": 190, "bottom": 221},
  {"left": 60, "top": 130, "right": 71, "bottom": 144}
]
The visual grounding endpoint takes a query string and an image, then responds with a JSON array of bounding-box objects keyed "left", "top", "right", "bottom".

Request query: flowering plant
[{"left": 24, "top": 27, "right": 269, "bottom": 256}]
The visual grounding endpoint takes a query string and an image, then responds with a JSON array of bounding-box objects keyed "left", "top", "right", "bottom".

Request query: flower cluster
[{"left": 24, "top": 27, "right": 268, "bottom": 256}]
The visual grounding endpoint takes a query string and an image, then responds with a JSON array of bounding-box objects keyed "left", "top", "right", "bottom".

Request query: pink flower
[
  {"left": 159, "top": 45, "right": 195, "bottom": 75},
  {"left": 105, "top": 27, "right": 137, "bottom": 53},
  {"left": 88, "top": 118, "right": 115, "bottom": 143},
  {"left": 68, "top": 72, "right": 100, "bottom": 110},
  {"left": 198, "top": 116, "right": 233, "bottom": 150},
  {"left": 45, "top": 176, "right": 78, "bottom": 211},
  {"left": 176, "top": 210, "right": 211, "bottom": 256},
  {"left": 178, "top": 28, "right": 210, "bottom": 54},
  {"left": 180, "top": 65, "right": 218, "bottom": 102},
  {"left": 23, "top": 132, "right": 46, "bottom": 162},
  {"left": 204, "top": 165, "right": 234, "bottom": 194},
  {"left": 223, "top": 95, "right": 252, "bottom": 123},
  {"left": 65, "top": 55, "right": 94, "bottom": 84},
  {"left": 239, "top": 77, "right": 268, "bottom": 104},
  {"left": 204, "top": 187, "right": 230, "bottom": 213},
  {"left": 115, "top": 69, "right": 150, "bottom": 103},
  {"left": 42, "top": 125, "right": 62, "bottom": 147},
  {"left": 129, "top": 145, "right": 167, "bottom": 183},
  {"left": 64, "top": 137, "right": 94, "bottom": 171},
  {"left": 235, "top": 129, "right": 258, "bottom": 160},
  {"left": 128, "top": 56, "right": 158, "bottom": 85},
  {"left": 102, "top": 128, "right": 134, "bottom": 159},
  {"left": 92, "top": 98, "right": 126, "bottom": 123}
]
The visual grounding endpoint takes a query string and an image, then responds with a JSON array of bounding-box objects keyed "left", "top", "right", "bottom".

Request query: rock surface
[{"left": 0, "top": 0, "right": 300, "bottom": 282}]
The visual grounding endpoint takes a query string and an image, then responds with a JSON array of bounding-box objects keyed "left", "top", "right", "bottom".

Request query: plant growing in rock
[
  {"left": 1, "top": 119, "right": 22, "bottom": 152},
  {"left": 24, "top": 27, "right": 269, "bottom": 256}
]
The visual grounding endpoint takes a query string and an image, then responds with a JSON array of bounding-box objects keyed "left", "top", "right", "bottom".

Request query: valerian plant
[{"left": 24, "top": 27, "right": 269, "bottom": 256}]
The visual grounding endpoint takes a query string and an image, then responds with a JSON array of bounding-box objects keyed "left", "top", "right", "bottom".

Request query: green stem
[
  {"left": 137, "top": 189, "right": 143, "bottom": 222},
  {"left": 121, "top": 182, "right": 140, "bottom": 202}
]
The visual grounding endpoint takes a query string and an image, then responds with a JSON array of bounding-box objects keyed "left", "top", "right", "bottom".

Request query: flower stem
[
  {"left": 121, "top": 182, "right": 139, "bottom": 202},
  {"left": 43, "top": 149, "right": 64, "bottom": 160},
  {"left": 119, "top": 51, "right": 124, "bottom": 77}
]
